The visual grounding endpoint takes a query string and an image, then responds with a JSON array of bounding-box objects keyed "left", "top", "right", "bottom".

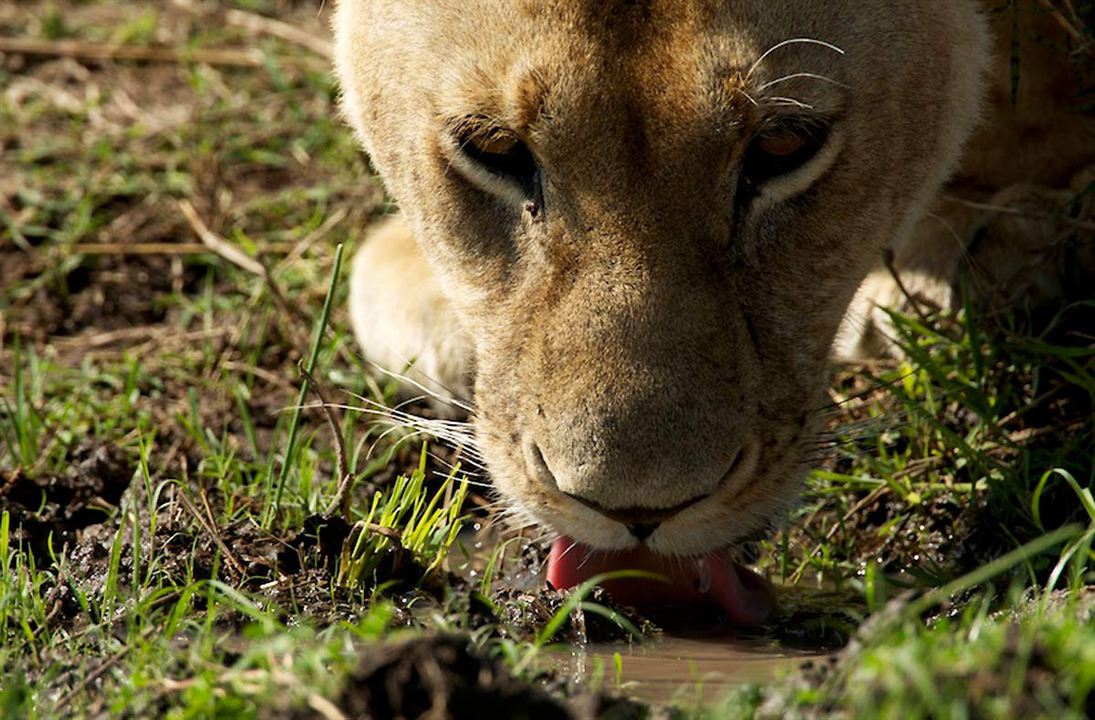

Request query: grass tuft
[
  {"left": 337, "top": 449, "right": 469, "bottom": 588},
  {"left": 1, "top": 2, "right": 1091, "bottom": 717}
]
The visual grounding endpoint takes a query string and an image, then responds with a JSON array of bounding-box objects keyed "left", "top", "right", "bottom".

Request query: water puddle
[
  {"left": 452, "top": 526, "right": 842, "bottom": 703},
  {"left": 547, "top": 633, "right": 827, "bottom": 704}
]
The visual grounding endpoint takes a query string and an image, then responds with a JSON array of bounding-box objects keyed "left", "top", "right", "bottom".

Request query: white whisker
[
  {"left": 334, "top": 399, "right": 483, "bottom": 455},
  {"left": 737, "top": 88, "right": 759, "bottom": 106},
  {"left": 430, "top": 470, "right": 494, "bottom": 490},
  {"left": 575, "top": 545, "right": 597, "bottom": 572},
  {"left": 746, "top": 37, "right": 846, "bottom": 79},
  {"left": 366, "top": 424, "right": 429, "bottom": 462},
  {"left": 428, "top": 449, "right": 489, "bottom": 475},
  {"left": 767, "top": 96, "right": 815, "bottom": 110},
  {"left": 556, "top": 539, "right": 581, "bottom": 564},
  {"left": 346, "top": 392, "right": 479, "bottom": 436},
  {"left": 757, "top": 72, "right": 848, "bottom": 92},
  {"left": 362, "top": 356, "right": 476, "bottom": 413}
]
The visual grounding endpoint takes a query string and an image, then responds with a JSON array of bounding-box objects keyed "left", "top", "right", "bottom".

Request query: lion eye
[
  {"left": 457, "top": 129, "right": 539, "bottom": 198},
  {"left": 755, "top": 132, "right": 808, "bottom": 158},
  {"left": 740, "top": 121, "right": 829, "bottom": 189}
]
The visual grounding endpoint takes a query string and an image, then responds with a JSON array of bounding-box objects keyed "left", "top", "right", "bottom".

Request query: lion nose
[
  {"left": 525, "top": 438, "right": 713, "bottom": 537},
  {"left": 563, "top": 495, "right": 707, "bottom": 540},
  {"left": 625, "top": 522, "right": 660, "bottom": 541}
]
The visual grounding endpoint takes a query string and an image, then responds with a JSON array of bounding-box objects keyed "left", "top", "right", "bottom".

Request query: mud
[
  {"left": 320, "top": 634, "right": 647, "bottom": 720},
  {"left": 810, "top": 317, "right": 1095, "bottom": 587},
  {"left": 4, "top": 1, "right": 1091, "bottom": 715},
  {"left": 1, "top": 439, "right": 132, "bottom": 562}
]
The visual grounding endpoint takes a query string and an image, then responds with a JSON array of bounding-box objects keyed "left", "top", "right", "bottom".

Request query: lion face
[{"left": 334, "top": 0, "right": 989, "bottom": 554}]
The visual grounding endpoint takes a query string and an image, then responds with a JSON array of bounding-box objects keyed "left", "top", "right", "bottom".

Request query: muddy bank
[
  {"left": 1, "top": 440, "right": 132, "bottom": 562},
  {"left": 316, "top": 634, "right": 649, "bottom": 720}
]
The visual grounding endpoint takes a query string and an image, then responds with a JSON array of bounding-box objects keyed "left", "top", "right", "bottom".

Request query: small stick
[
  {"left": 198, "top": 486, "right": 219, "bottom": 539},
  {"left": 76, "top": 242, "right": 212, "bottom": 256},
  {"left": 275, "top": 207, "right": 349, "bottom": 273},
  {"left": 175, "top": 487, "right": 249, "bottom": 578},
  {"left": 223, "top": 8, "right": 332, "bottom": 59},
  {"left": 54, "top": 326, "right": 229, "bottom": 351},
  {"left": 300, "top": 366, "right": 360, "bottom": 520},
  {"left": 942, "top": 195, "right": 1095, "bottom": 233},
  {"left": 0, "top": 37, "right": 323, "bottom": 69},
  {"left": 170, "top": 0, "right": 334, "bottom": 59},
  {"left": 223, "top": 360, "right": 295, "bottom": 390},
  {"left": 74, "top": 242, "right": 294, "bottom": 256},
  {"left": 1036, "top": 0, "right": 1091, "bottom": 50},
  {"left": 53, "top": 646, "right": 131, "bottom": 713},
  {"left": 177, "top": 199, "right": 309, "bottom": 335},
  {"left": 177, "top": 199, "right": 264, "bottom": 275},
  {"left": 307, "top": 694, "right": 349, "bottom": 720},
  {"left": 881, "top": 247, "right": 936, "bottom": 327},
  {"left": 362, "top": 522, "right": 403, "bottom": 544}
]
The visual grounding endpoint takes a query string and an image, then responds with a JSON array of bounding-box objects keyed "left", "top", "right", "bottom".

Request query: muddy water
[
  {"left": 453, "top": 527, "right": 828, "bottom": 703},
  {"left": 548, "top": 633, "right": 826, "bottom": 704}
]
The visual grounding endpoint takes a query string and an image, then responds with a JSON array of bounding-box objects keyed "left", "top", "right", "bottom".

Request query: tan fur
[
  {"left": 349, "top": 218, "right": 475, "bottom": 406},
  {"left": 333, "top": 1, "right": 1089, "bottom": 555},
  {"left": 836, "top": 4, "right": 1095, "bottom": 358}
]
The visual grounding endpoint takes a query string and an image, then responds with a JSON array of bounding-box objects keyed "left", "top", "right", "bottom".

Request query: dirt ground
[{"left": 2, "top": 2, "right": 1093, "bottom": 718}]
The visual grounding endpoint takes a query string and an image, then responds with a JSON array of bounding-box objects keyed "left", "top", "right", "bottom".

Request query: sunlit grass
[
  {"left": 337, "top": 454, "right": 470, "bottom": 587},
  {"left": 0, "top": 1, "right": 1091, "bottom": 717}
]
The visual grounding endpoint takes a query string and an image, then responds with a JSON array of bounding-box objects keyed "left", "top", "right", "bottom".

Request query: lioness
[{"left": 333, "top": 1, "right": 1094, "bottom": 622}]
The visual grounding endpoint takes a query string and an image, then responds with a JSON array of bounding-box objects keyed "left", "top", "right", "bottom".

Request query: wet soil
[
  {"left": 319, "top": 634, "right": 648, "bottom": 720},
  {"left": 4, "top": 2, "right": 1091, "bottom": 715},
  {"left": 809, "top": 323, "right": 1095, "bottom": 586},
  {"left": 2, "top": 454, "right": 665, "bottom": 716},
  {"left": 1, "top": 439, "right": 132, "bottom": 562}
]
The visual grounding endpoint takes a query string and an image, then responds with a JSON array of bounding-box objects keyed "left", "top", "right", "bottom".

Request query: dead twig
[
  {"left": 881, "top": 247, "right": 937, "bottom": 327},
  {"left": 175, "top": 482, "right": 249, "bottom": 578},
  {"left": 170, "top": 0, "right": 334, "bottom": 59},
  {"left": 54, "top": 325, "right": 229, "bottom": 351},
  {"left": 307, "top": 694, "right": 349, "bottom": 720},
  {"left": 300, "top": 366, "right": 374, "bottom": 519},
  {"left": 177, "top": 199, "right": 265, "bottom": 275},
  {"left": 0, "top": 37, "right": 323, "bottom": 69},
  {"left": 362, "top": 522, "right": 403, "bottom": 544},
  {"left": 275, "top": 207, "right": 349, "bottom": 273},
  {"left": 223, "top": 360, "right": 295, "bottom": 390},
  {"left": 942, "top": 195, "right": 1095, "bottom": 233},
  {"left": 53, "top": 646, "right": 131, "bottom": 713},
  {"left": 1036, "top": 0, "right": 1092, "bottom": 53},
  {"left": 1007, "top": 418, "right": 1087, "bottom": 444},
  {"left": 176, "top": 199, "right": 310, "bottom": 336},
  {"left": 74, "top": 241, "right": 294, "bottom": 257}
]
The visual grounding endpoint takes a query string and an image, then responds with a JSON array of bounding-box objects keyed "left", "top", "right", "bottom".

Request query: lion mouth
[{"left": 546, "top": 536, "right": 776, "bottom": 625}]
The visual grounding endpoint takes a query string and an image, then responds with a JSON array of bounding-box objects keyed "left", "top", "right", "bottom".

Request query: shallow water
[
  {"left": 548, "top": 632, "right": 826, "bottom": 704},
  {"left": 453, "top": 526, "right": 834, "bottom": 703}
]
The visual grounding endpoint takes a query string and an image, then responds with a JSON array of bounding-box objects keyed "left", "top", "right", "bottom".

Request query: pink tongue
[{"left": 547, "top": 537, "right": 776, "bottom": 626}]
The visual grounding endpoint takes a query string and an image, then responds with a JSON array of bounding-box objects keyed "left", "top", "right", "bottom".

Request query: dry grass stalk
[
  {"left": 0, "top": 36, "right": 323, "bottom": 69},
  {"left": 177, "top": 199, "right": 310, "bottom": 343},
  {"left": 300, "top": 366, "right": 368, "bottom": 520},
  {"left": 170, "top": 0, "right": 334, "bottom": 60},
  {"left": 1037, "top": 0, "right": 1092, "bottom": 52},
  {"left": 942, "top": 195, "right": 1095, "bottom": 233},
  {"left": 175, "top": 487, "right": 249, "bottom": 578},
  {"left": 75, "top": 242, "right": 295, "bottom": 257}
]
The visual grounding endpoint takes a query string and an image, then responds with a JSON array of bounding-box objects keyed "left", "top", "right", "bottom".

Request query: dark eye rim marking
[
  {"left": 739, "top": 114, "right": 832, "bottom": 194},
  {"left": 445, "top": 115, "right": 544, "bottom": 214}
]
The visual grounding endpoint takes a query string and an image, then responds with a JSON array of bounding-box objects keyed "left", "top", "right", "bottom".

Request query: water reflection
[{"left": 547, "top": 632, "right": 827, "bottom": 704}]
